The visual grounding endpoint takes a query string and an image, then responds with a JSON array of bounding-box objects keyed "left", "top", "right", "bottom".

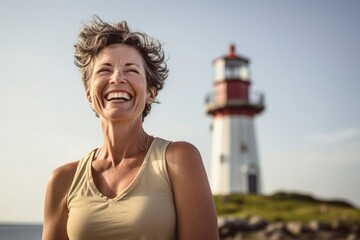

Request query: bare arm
[
  {"left": 42, "top": 162, "right": 78, "bottom": 240},
  {"left": 166, "top": 142, "right": 219, "bottom": 240}
]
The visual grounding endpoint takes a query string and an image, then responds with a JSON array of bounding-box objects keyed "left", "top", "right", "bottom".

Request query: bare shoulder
[
  {"left": 43, "top": 161, "right": 80, "bottom": 240},
  {"left": 165, "top": 140, "right": 207, "bottom": 182},
  {"left": 44, "top": 161, "right": 80, "bottom": 215},
  {"left": 46, "top": 161, "right": 80, "bottom": 197},
  {"left": 166, "top": 141, "right": 202, "bottom": 165},
  {"left": 165, "top": 141, "right": 219, "bottom": 239},
  {"left": 48, "top": 161, "right": 79, "bottom": 186}
]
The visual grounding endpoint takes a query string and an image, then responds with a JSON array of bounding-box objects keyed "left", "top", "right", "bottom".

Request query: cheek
[
  {"left": 87, "top": 79, "right": 104, "bottom": 103},
  {"left": 92, "top": 78, "right": 105, "bottom": 94}
]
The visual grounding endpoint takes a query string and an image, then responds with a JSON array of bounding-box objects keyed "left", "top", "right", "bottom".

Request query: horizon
[{"left": 0, "top": 190, "right": 358, "bottom": 225}]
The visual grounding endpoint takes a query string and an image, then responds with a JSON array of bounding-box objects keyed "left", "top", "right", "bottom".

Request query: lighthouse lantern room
[{"left": 205, "top": 44, "right": 265, "bottom": 195}]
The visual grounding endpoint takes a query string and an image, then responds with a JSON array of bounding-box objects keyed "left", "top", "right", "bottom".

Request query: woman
[{"left": 42, "top": 16, "right": 219, "bottom": 240}]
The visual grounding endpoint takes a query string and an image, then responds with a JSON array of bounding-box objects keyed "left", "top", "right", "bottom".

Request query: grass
[{"left": 214, "top": 191, "right": 360, "bottom": 224}]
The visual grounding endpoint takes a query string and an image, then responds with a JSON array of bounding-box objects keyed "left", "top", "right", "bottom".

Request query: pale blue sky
[{"left": 1, "top": 0, "right": 359, "bottom": 223}]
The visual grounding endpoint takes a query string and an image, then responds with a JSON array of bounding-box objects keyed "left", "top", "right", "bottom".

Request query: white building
[{"left": 205, "top": 44, "right": 265, "bottom": 195}]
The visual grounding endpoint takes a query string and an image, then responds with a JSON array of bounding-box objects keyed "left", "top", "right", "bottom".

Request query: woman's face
[{"left": 87, "top": 44, "right": 153, "bottom": 122}]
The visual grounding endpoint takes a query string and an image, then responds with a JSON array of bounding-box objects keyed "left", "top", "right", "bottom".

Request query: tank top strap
[
  {"left": 147, "top": 137, "right": 173, "bottom": 191},
  {"left": 66, "top": 148, "right": 98, "bottom": 208}
]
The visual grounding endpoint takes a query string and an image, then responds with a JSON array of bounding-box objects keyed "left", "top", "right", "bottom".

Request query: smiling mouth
[{"left": 105, "top": 92, "right": 132, "bottom": 101}]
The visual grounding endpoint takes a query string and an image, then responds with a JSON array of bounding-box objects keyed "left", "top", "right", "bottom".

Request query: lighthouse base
[{"left": 210, "top": 115, "right": 261, "bottom": 195}]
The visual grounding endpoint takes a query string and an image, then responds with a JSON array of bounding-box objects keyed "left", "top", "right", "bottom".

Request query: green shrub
[{"left": 214, "top": 191, "right": 360, "bottom": 224}]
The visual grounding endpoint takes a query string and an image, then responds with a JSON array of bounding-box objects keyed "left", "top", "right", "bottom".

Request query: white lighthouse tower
[{"left": 205, "top": 44, "right": 265, "bottom": 195}]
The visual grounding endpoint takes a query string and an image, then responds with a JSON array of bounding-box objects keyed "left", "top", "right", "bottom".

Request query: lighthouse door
[{"left": 248, "top": 174, "right": 257, "bottom": 194}]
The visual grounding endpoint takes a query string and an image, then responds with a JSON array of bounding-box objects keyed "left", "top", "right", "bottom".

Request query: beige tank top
[{"left": 66, "top": 137, "right": 176, "bottom": 240}]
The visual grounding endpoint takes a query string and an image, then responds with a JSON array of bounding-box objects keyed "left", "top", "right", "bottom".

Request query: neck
[{"left": 97, "top": 117, "right": 149, "bottom": 165}]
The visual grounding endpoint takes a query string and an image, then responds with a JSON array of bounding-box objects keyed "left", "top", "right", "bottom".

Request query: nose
[{"left": 109, "top": 70, "right": 126, "bottom": 84}]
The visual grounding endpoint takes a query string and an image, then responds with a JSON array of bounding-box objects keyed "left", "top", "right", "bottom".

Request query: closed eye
[
  {"left": 126, "top": 68, "right": 139, "bottom": 74},
  {"left": 96, "top": 68, "right": 111, "bottom": 74}
]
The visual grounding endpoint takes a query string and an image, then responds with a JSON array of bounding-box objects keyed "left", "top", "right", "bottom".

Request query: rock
[
  {"left": 331, "top": 219, "right": 351, "bottom": 234},
  {"left": 218, "top": 218, "right": 360, "bottom": 240},
  {"left": 347, "top": 233, "right": 360, "bottom": 240},
  {"left": 308, "top": 220, "right": 332, "bottom": 232},
  {"left": 246, "top": 215, "right": 268, "bottom": 231},
  {"left": 268, "top": 231, "right": 297, "bottom": 240},
  {"left": 286, "top": 221, "right": 311, "bottom": 235},
  {"left": 351, "top": 224, "right": 360, "bottom": 235},
  {"left": 232, "top": 232, "right": 246, "bottom": 240},
  {"left": 218, "top": 217, "right": 247, "bottom": 238},
  {"left": 265, "top": 222, "right": 294, "bottom": 238},
  {"left": 265, "top": 222, "right": 286, "bottom": 235}
]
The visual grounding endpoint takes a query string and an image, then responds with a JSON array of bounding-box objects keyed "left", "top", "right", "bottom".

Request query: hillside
[{"left": 214, "top": 191, "right": 360, "bottom": 224}]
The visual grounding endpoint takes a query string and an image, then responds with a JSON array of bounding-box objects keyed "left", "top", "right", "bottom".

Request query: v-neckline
[{"left": 87, "top": 137, "right": 157, "bottom": 202}]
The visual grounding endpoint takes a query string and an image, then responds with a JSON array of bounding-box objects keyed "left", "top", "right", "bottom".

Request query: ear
[
  {"left": 86, "top": 87, "right": 91, "bottom": 102},
  {"left": 147, "top": 87, "right": 157, "bottom": 103}
]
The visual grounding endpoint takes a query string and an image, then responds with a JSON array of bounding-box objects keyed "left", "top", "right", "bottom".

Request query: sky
[{"left": 1, "top": 0, "right": 359, "bottom": 223}]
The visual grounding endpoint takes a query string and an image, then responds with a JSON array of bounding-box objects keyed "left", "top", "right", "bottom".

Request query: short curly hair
[{"left": 74, "top": 15, "right": 169, "bottom": 119}]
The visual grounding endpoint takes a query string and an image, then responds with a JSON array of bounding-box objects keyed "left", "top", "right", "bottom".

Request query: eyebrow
[
  {"left": 98, "top": 63, "right": 112, "bottom": 67},
  {"left": 97, "top": 62, "right": 141, "bottom": 68},
  {"left": 125, "top": 63, "right": 141, "bottom": 68}
]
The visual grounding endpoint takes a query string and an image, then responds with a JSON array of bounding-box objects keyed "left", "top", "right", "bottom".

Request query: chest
[
  {"left": 67, "top": 185, "right": 176, "bottom": 240},
  {"left": 67, "top": 150, "right": 176, "bottom": 239},
  {"left": 91, "top": 161, "right": 143, "bottom": 199}
]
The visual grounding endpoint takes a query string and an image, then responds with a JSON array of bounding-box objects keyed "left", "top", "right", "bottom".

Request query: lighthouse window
[
  {"left": 240, "top": 143, "right": 248, "bottom": 153},
  {"left": 220, "top": 154, "right": 225, "bottom": 163},
  {"left": 239, "top": 66, "right": 250, "bottom": 81},
  {"left": 225, "top": 66, "right": 239, "bottom": 79}
]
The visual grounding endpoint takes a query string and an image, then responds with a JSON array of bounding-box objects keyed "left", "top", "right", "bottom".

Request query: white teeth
[{"left": 106, "top": 92, "right": 131, "bottom": 101}]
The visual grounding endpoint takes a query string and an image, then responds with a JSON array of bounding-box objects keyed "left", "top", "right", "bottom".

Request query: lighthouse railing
[{"left": 205, "top": 91, "right": 265, "bottom": 108}]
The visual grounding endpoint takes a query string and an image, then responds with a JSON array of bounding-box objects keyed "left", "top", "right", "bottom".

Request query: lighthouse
[{"left": 205, "top": 44, "right": 265, "bottom": 195}]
